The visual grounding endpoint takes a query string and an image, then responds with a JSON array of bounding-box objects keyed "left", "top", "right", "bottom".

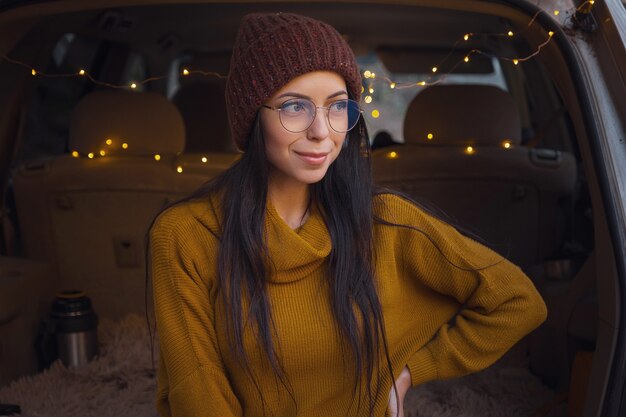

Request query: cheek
[
  {"left": 262, "top": 112, "right": 282, "bottom": 142},
  {"left": 261, "top": 114, "right": 296, "bottom": 159},
  {"left": 260, "top": 112, "right": 280, "bottom": 143}
]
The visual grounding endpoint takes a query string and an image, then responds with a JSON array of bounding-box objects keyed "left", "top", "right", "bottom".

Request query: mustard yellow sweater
[{"left": 150, "top": 193, "right": 547, "bottom": 417}]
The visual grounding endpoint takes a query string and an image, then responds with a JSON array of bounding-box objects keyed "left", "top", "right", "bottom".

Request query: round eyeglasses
[{"left": 262, "top": 98, "right": 362, "bottom": 133}]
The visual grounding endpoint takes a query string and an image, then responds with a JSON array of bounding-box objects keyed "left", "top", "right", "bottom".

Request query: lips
[{"left": 295, "top": 151, "right": 329, "bottom": 165}]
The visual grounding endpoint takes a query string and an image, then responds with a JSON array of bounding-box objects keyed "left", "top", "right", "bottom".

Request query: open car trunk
[{"left": 0, "top": 1, "right": 625, "bottom": 416}]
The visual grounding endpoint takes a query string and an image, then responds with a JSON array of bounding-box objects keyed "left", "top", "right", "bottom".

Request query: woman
[{"left": 150, "top": 12, "right": 547, "bottom": 417}]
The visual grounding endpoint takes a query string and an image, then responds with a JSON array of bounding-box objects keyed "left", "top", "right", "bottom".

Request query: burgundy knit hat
[{"left": 226, "top": 12, "right": 362, "bottom": 151}]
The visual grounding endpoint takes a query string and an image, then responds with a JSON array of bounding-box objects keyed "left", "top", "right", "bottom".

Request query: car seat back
[
  {"left": 372, "top": 84, "right": 576, "bottom": 270},
  {"left": 12, "top": 90, "right": 214, "bottom": 319}
]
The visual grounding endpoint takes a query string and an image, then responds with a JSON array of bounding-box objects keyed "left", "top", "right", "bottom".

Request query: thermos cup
[{"left": 39, "top": 290, "right": 99, "bottom": 368}]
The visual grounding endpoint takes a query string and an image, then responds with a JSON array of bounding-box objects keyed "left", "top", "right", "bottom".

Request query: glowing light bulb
[
  {"left": 508, "top": 31, "right": 514, "bottom": 37},
  {"left": 549, "top": 31, "right": 555, "bottom": 37},
  {"left": 106, "top": 139, "right": 113, "bottom": 145},
  {"left": 71, "top": 151, "right": 79, "bottom": 158},
  {"left": 371, "top": 109, "right": 380, "bottom": 118},
  {"left": 388, "top": 151, "right": 398, "bottom": 159},
  {"left": 432, "top": 67, "right": 438, "bottom": 73},
  {"left": 427, "top": 133, "right": 434, "bottom": 140},
  {"left": 79, "top": 69, "right": 85, "bottom": 75},
  {"left": 154, "top": 154, "right": 161, "bottom": 161},
  {"left": 130, "top": 83, "right": 137, "bottom": 89},
  {"left": 183, "top": 69, "right": 189, "bottom": 75},
  {"left": 363, "top": 70, "right": 372, "bottom": 78},
  {"left": 371, "top": 72, "right": 376, "bottom": 79},
  {"left": 465, "top": 146, "right": 475, "bottom": 154},
  {"left": 418, "top": 81, "right": 427, "bottom": 86},
  {"left": 390, "top": 82, "right": 396, "bottom": 89},
  {"left": 177, "top": 166, "right": 183, "bottom": 173},
  {"left": 590, "top": 0, "right": 595, "bottom": 4},
  {"left": 364, "top": 96, "right": 373, "bottom": 104},
  {"left": 99, "top": 150, "right": 106, "bottom": 156},
  {"left": 502, "top": 141, "right": 512, "bottom": 149},
  {"left": 464, "top": 34, "right": 470, "bottom": 41},
  {"left": 513, "top": 59, "right": 519, "bottom": 65},
  {"left": 464, "top": 56, "right": 470, "bottom": 63},
  {"left": 201, "top": 157, "right": 208, "bottom": 163},
  {"left": 554, "top": 10, "right": 560, "bottom": 16},
  {"left": 122, "top": 143, "right": 129, "bottom": 149},
  {"left": 369, "top": 87, "right": 374, "bottom": 94},
  {"left": 31, "top": 69, "right": 36, "bottom": 76},
  {"left": 88, "top": 152, "right": 94, "bottom": 159}
]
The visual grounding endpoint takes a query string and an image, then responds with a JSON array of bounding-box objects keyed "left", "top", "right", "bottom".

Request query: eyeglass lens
[{"left": 278, "top": 99, "right": 361, "bottom": 133}]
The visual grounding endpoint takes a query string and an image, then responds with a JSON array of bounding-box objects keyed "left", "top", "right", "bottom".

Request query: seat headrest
[
  {"left": 403, "top": 85, "right": 521, "bottom": 146},
  {"left": 172, "top": 80, "right": 235, "bottom": 153},
  {"left": 69, "top": 90, "right": 185, "bottom": 156}
]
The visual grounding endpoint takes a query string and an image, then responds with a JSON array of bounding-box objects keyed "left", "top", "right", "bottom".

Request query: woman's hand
[{"left": 387, "top": 366, "right": 412, "bottom": 417}]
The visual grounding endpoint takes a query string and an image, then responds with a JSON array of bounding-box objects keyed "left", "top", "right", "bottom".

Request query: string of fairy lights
[
  {"left": 361, "top": 0, "right": 595, "bottom": 113},
  {"left": 0, "top": 0, "right": 596, "bottom": 166}
]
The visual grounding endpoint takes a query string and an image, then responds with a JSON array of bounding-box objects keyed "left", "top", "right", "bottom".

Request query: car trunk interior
[{"left": 0, "top": 1, "right": 616, "bottom": 416}]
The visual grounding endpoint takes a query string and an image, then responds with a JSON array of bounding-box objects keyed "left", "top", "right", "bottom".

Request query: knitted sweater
[{"left": 150, "top": 193, "right": 547, "bottom": 417}]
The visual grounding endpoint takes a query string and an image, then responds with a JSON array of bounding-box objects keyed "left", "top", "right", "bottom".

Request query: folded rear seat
[
  {"left": 372, "top": 84, "right": 576, "bottom": 272},
  {"left": 12, "top": 90, "right": 215, "bottom": 319},
  {"left": 171, "top": 77, "right": 241, "bottom": 176}
]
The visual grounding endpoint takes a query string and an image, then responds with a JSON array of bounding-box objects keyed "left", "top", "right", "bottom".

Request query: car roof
[{"left": 1, "top": 0, "right": 548, "bottom": 71}]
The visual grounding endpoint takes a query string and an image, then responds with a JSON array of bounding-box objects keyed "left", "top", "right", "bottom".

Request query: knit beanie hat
[{"left": 226, "top": 12, "right": 362, "bottom": 151}]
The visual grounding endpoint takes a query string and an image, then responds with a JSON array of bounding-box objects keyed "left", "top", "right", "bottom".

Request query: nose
[{"left": 306, "top": 108, "right": 331, "bottom": 141}]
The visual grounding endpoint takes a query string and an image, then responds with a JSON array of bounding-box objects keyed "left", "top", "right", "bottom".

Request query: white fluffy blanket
[{"left": 0, "top": 315, "right": 558, "bottom": 417}]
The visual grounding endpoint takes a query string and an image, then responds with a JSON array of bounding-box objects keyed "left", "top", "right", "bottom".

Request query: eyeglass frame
[{"left": 261, "top": 98, "right": 363, "bottom": 134}]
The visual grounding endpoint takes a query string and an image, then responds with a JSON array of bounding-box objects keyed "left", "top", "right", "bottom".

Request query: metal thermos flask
[{"left": 51, "top": 290, "right": 99, "bottom": 367}]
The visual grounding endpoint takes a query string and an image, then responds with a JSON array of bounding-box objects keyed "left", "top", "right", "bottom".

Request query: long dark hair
[
  {"left": 147, "top": 111, "right": 395, "bottom": 415},
  {"left": 144, "top": 106, "right": 507, "bottom": 416}
]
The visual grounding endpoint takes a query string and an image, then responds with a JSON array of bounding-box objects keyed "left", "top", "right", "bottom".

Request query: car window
[
  {"left": 13, "top": 33, "right": 147, "bottom": 165},
  {"left": 13, "top": 33, "right": 100, "bottom": 164},
  {"left": 166, "top": 50, "right": 508, "bottom": 147},
  {"left": 356, "top": 51, "right": 508, "bottom": 144},
  {"left": 120, "top": 51, "right": 147, "bottom": 93}
]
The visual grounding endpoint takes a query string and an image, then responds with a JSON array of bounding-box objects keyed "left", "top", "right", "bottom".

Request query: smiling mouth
[{"left": 295, "top": 151, "right": 329, "bottom": 165}]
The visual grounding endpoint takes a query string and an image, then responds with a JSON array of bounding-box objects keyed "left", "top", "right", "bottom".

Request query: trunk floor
[{"left": 0, "top": 314, "right": 562, "bottom": 417}]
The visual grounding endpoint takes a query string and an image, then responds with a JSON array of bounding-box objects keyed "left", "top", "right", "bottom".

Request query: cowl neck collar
[{"left": 265, "top": 199, "right": 331, "bottom": 283}]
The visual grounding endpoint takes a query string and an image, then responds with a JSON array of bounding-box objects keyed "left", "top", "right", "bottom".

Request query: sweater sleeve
[
  {"left": 150, "top": 205, "right": 242, "bottom": 417},
  {"left": 378, "top": 195, "right": 548, "bottom": 386}
]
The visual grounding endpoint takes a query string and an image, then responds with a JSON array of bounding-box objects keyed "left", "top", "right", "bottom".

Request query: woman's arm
[
  {"left": 377, "top": 194, "right": 548, "bottom": 386},
  {"left": 151, "top": 206, "right": 242, "bottom": 417},
  {"left": 404, "top": 251, "right": 547, "bottom": 385}
]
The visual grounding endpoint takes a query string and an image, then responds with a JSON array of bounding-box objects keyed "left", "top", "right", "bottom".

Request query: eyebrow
[{"left": 275, "top": 90, "right": 348, "bottom": 100}]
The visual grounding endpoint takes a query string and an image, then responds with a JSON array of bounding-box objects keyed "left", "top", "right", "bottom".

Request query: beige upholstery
[
  {"left": 372, "top": 85, "right": 576, "bottom": 270},
  {"left": 174, "top": 152, "right": 241, "bottom": 177},
  {"left": 403, "top": 84, "right": 522, "bottom": 146},
  {"left": 12, "top": 90, "right": 218, "bottom": 320},
  {"left": 172, "top": 79, "right": 235, "bottom": 153},
  {"left": 70, "top": 90, "right": 185, "bottom": 156},
  {"left": 0, "top": 257, "right": 53, "bottom": 384},
  {"left": 171, "top": 78, "right": 240, "bottom": 176}
]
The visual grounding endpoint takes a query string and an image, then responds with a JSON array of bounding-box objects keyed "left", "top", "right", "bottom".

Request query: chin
[{"left": 297, "top": 169, "right": 330, "bottom": 185}]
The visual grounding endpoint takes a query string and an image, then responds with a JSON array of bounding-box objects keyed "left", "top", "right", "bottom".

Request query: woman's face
[{"left": 260, "top": 71, "right": 348, "bottom": 188}]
